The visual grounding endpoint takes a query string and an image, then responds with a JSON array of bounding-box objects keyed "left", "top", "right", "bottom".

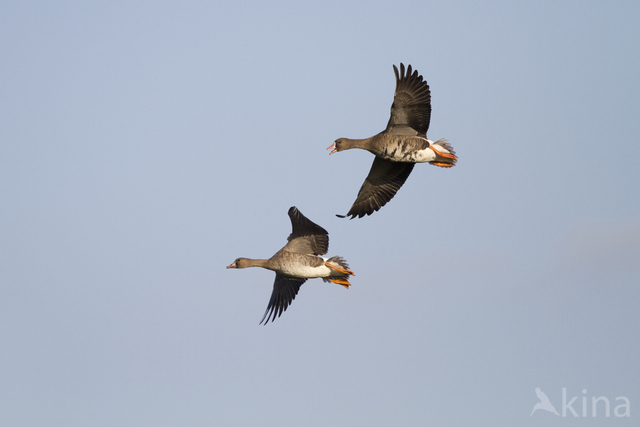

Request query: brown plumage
[
  {"left": 328, "top": 63, "right": 457, "bottom": 219},
  {"left": 227, "top": 207, "right": 354, "bottom": 324}
]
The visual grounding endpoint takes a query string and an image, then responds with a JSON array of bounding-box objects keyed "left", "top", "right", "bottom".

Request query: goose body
[
  {"left": 269, "top": 253, "right": 346, "bottom": 278},
  {"left": 328, "top": 63, "right": 457, "bottom": 219},
  {"left": 341, "top": 133, "right": 456, "bottom": 164},
  {"left": 227, "top": 206, "right": 354, "bottom": 324}
]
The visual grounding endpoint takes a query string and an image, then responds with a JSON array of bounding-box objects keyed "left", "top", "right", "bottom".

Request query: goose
[
  {"left": 226, "top": 206, "right": 354, "bottom": 324},
  {"left": 328, "top": 63, "right": 457, "bottom": 219}
]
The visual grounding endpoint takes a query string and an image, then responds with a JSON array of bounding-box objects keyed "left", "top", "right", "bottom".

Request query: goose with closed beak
[
  {"left": 226, "top": 206, "right": 354, "bottom": 324},
  {"left": 328, "top": 63, "right": 457, "bottom": 219}
]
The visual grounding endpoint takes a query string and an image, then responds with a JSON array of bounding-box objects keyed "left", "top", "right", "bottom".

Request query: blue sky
[{"left": 1, "top": 1, "right": 639, "bottom": 426}]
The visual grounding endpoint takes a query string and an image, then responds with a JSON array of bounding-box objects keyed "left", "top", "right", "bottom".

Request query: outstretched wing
[
  {"left": 260, "top": 274, "right": 306, "bottom": 324},
  {"left": 385, "top": 63, "right": 432, "bottom": 137},
  {"left": 284, "top": 206, "right": 329, "bottom": 255},
  {"left": 339, "top": 157, "right": 414, "bottom": 219}
]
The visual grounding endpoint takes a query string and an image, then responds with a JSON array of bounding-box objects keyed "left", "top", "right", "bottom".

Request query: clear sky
[{"left": 1, "top": 1, "right": 639, "bottom": 426}]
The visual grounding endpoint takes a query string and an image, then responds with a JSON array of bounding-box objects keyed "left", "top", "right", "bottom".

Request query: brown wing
[
  {"left": 339, "top": 157, "right": 415, "bottom": 219},
  {"left": 259, "top": 274, "right": 306, "bottom": 324},
  {"left": 283, "top": 206, "right": 329, "bottom": 255},
  {"left": 385, "top": 63, "right": 432, "bottom": 137}
]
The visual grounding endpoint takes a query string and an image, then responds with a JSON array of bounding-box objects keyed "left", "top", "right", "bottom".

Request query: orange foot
[
  {"left": 324, "top": 262, "right": 355, "bottom": 276},
  {"left": 327, "top": 277, "right": 351, "bottom": 289},
  {"left": 429, "top": 145, "right": 458, "bottom": 165},
  {"left": 430, "top": 161, "right": 455, "bottom": 168}
]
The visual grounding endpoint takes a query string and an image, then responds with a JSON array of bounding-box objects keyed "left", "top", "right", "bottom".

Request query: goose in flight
[
  {"left": 328, "top": 63, "right": 457, "bottom": 218},
  {"left": 227, "top": 207, "right": 354, "bottom": 324}
]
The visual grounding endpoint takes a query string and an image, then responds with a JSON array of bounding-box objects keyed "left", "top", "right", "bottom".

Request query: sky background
[{"left": 1, "top": 1, "right": 639, "bottom": 426}]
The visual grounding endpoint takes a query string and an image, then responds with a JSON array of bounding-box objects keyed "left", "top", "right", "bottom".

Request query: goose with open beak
[{"left": 328, "top": 63, "right": 457, "bottom": 219}]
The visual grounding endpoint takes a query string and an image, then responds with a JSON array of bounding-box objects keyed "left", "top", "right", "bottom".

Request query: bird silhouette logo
[{"left": 530, "top": 387, "right": 560, "bottom": 416}]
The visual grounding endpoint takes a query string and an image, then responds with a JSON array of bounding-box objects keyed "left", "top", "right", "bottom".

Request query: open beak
[{"left": 327, "top": 143, "right": 337, "bottom": 155}]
